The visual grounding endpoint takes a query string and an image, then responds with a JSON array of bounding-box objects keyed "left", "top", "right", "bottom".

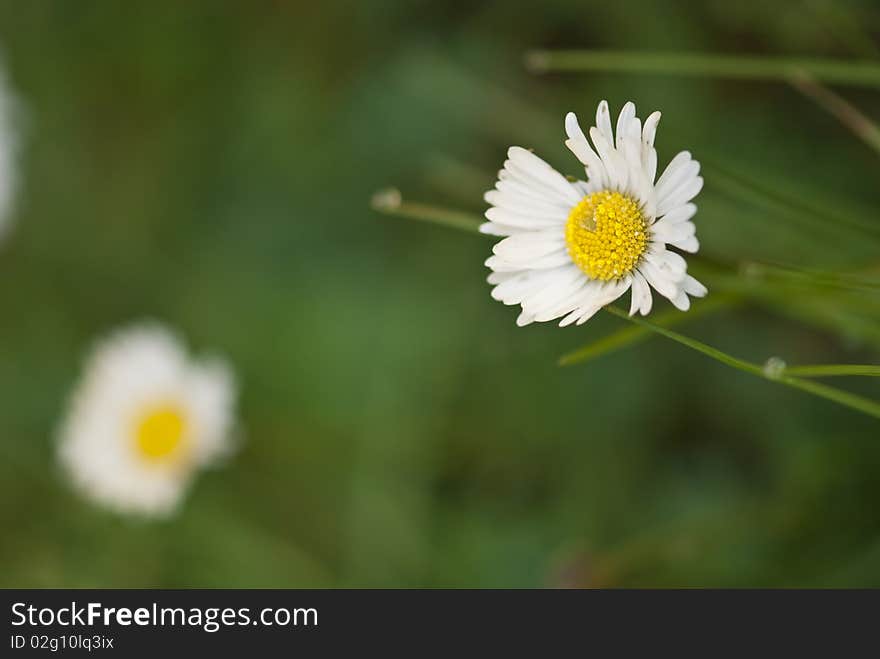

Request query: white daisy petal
[
  {"left": 487, "top": 271, "right": 517, "bottom": 285},
  {"left": 641, "top": 111, "right": 661, "bottom": 183},
  {"left": 671, "top": 289, "right": 691, "bottom": 311},
  {"left": 651, "top": 220, "right": 696, "bottom": 243},
  {"left": 669, "top": 235, "right": 700, "bottom": 253},
  {"left": 530, "top": 280, "right": 589, "bottom": 322},
  {"left": 656, "top": 203, "right": 697, "bottom": 225},
  {"left": 633, "top": 270, "right": 653, "bottom": 315},
  {"left": 589, "top": 126, "right": 628, "bottom": 191},
  {"left": 657, "top": 176, "right": 703, "bottom": 217},
  {"left": 655, "top": 154, "right": 699, "bottom": 201},
  {"left": 644, "top": 247, "right": 687, "bottom": 282},
  {"left": 484, "top": 190, "right": 569, "bottom": 219},
  {"left": 485, "top": 248, "right": 572, "bottom": 272},
  {"left": 638, "top": 261, "right": 680, "bottom": 301},
  {"left": 491, "top": 265, "right": 575, "bottom": 305},
  {"left": 683, "top": 274, "right": 708, "bottom": 297},
  {"left": 655, "top": 151, "right": 692, "bottom": 188},
  {"left": 479, "top": 222, "right": 521, "bottom": 236},
  {"left": 516, "top": 310, "right": 536, "bottom": 326},
  {"left": 565, "top": 112, "right": 608, "bottom": 188},
  {"left": 596, "top": 100, "right": 614, "bottom": 146},
  {"left": 615, "top": 101, "right": 636, "bottom": 152},
  {"left": 629, "top": 270, "right": 651, "bottom": 316},
  {"left": 485, "top": 205, "right": 566, "bottom": 228},
  {"left": 507, "top": 147, "right": 582, "bottom": 204}
]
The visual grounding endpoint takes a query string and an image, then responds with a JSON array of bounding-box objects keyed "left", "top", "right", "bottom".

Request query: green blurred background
[{"left": 1, "top": 0, "right": 879, "bottom": 587}]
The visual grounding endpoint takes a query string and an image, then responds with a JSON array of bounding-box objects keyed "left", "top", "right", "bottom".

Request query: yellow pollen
[
  {"left": 564, "top": 190, "right": 649, "bottom": 281},
  {"left": 134, "top": 404, "right": 189, "bottom": 463}
]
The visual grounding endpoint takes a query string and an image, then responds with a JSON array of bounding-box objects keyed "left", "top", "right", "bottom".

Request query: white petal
[
  {"left": 589, "top": 126, "right": 628, "bottom": 191},
  {"left": 657, "top": 203, "right": 696, "bottom": 225},
  {"left": 669, "top": 235, "right": 700, "bottom": 253},
  {"left": 479, "top": 222, "right": 521, "bottom": 236},
  {"left": 572, "top": 278, "right": 631, "bottom": 325},
  {"left": 671, "top": 289, "right": 691, "bottom": 311},
  {"left": 485, "top": 206, "right": 566, "bottom": 228},
  {"left": 516, "top": 310, "right": 536, "bottom": 326},
  {"left": 484, "top": 189, "right": 570, "bottom": 216},
  {"left": 507, "top": 147, "right": 582, "bottom": 204},
  {"left": 629, "top": 270, "right": 652, "bottom": 316},
  {"left": 615, "top": 101, "right": 636, "bottom": 152},
  {"left": 492, "top": 230, "right": 564, "bottom": 260},
  {"left": 638, "top": 261, "right": 679, "bottom": 300},
  {"left": 651, "top": 220, "right": 696, "bottom": 243},
  {"left": 657, "top": 176, "right": 703, "bottom": 217},
  {"left": 595, "top": 100, "right": 614, "bottom": 146},
  {"left": 641, "top": 111, "right": 661, "bottom": 182},
  {"left": 655, "top": 151, "right": 692, "bottom": 191},
  {"left": 633, "top": 270, "right": 653, "bottom": 315},
  {"left": 486, "top": 248, "right": 571, "bottom": 272},
  {"left": 683, "top": 274, "right": 708, "bottom": 297},
  {"left": 655, "top": 156, "right": 699, "bottom": 203},
  {"left": 490, "top": 266, "right": 574, "bottom": 305},
  {"left": 644, "top": 247, "right": 687, "bottom": 281},
  {"left": 487, "top": 271, "right": 517, "bottom": 285}
]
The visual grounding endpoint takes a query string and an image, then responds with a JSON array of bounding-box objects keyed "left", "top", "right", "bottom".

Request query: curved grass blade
[
  {"left": 371, "top": 188, "right": 484, "bottom": 235},
  {"left": 783, "top": 364, "right": 880, "bottom": 377},
  {"left": 525, "top": 50, "right": 880, "bottom": 88},
  {"left": 559, "top": 295, "right": 738, "bottom": 366},
  {"left": 602, "top": 305, "right": 880, "bottom": 420},
  {"left": 788, "top": 73, "right": 880, "bottom": 156},
  {"left": 703, "top": 159, "right": 880, "bottom": 244}
]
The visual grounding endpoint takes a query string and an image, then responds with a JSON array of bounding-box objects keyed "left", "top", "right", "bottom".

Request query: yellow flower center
[
  {"left": 564, "top": 190, "right": 649, "bottom": 281},
  {"left": 134, "top": 404, "right": 189, "bottom": 463}
]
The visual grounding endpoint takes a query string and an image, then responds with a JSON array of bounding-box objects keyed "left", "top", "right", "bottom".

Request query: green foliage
[{"left": 0, "top": 0, "right": 879, "bottom": 588}]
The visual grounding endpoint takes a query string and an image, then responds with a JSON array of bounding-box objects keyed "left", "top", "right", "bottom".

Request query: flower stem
[
  {"left": 559, "top": 295, "right": 739, "bottom": 366},
  {"left": 602, "top": 305, "right": 880, "bottom": 420},
  {"left": 524, "top": 50, "right": 880, "bottom": 88},
  {"left": 371, "top": 188, "right": 484, "bottom": 234},
  {"left": 783, "top": 364, "right": 880, "bottom": 378},
  {"left": 788, "top": 73, "right": 880, "bottom": 156}
]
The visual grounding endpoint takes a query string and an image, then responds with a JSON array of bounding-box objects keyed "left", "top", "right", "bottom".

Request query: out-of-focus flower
[
  {"left": 58, "top": 322, "right": 238, "bottom": 517},
  {"left": 482, "top": 100, "right": 706, "bottom": 327},
  {"left": 0, "top": 58, "right": 20, "bottom": 243}
]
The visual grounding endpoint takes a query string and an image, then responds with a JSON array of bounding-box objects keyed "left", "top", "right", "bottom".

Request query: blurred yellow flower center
[
  {"left": 565, "top": 190, "right": 649, "bottom": 281},
  {"left": 134, "top": 404, "right": 189, "bottom": 462}
]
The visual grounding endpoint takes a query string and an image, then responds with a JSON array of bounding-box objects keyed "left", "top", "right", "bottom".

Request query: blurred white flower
[
  {"left": 58, "top": 322, "right": 238, "bottom": 517},
  {"left": 482, "top": 100, "right": 707, "bottom": 327},
  {"left": 0, "top": 57, "right": 19, "bottom": 243}
]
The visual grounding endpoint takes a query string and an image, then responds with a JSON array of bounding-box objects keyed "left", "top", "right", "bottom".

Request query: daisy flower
[
  {"left": 58, "top": 322, "right": 238, "bottom": 517},
  {"left": 482, "top": 100, "right": 707, "bottom": 326}
]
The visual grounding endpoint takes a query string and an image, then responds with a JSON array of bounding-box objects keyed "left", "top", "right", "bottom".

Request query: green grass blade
[
  {"left": 788, "top": 74, "right": 880, "bottom": 157},
  {"left": 370, "top": 188, "right": 484, "bottom": 234},
  {"left": 784, "top": 364, "right": 880, "bottom": 377},
  {"left": 525, "top": 50, "right": 880, "bottom": 88},
  {"left": 602, "top": 305, "right": 880, "bottom": 420},
  {"left": 559, "top": 295, "right": 738, "bottom": 366},
  {"left": 703, "top": 159, "right": 880, "bottom": 244}
]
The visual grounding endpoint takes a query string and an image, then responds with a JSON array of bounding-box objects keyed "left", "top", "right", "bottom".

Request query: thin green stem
[
  {"left": 602, "top": 305, "right": 880, "bottom": 420},
  {"left": 559, "top": 295, "right": 739, "bottom": 366},
  {"left": 784, "top": 364, "right": 880, "bottom": 377},
  {"left": 525, "top": 50, "right": 880, "bottom": 88},
  {"left": 703, "top": 159, "right": 880, "bottom": 243},
  {"left": 788, "top": 73, "right": 880, "bottom": 156},
  {"left": 370, "top": 188, "right": 484, "bottom": 234}
]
